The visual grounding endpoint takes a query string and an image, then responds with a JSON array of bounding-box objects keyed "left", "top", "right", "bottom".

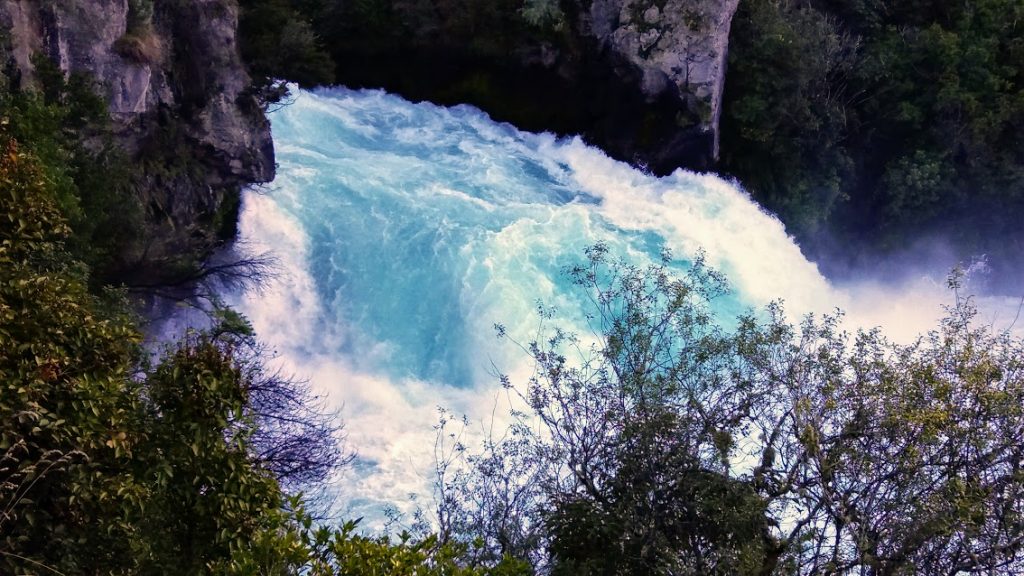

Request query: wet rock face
[
  {"left": 326, "top": 0, "right": 740, "bottom": 174},
  {"left": 585, "top": 0, "right": 741, "bottom": 161},
  {"left": 0, "top": 0, "right": 273, "bottom": 277},
  {"left": 35, "top": 0, "right": 167, "bottom": 114}
]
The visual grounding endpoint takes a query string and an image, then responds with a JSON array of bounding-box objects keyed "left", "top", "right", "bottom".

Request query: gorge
[{"left": 3, "top": 0, "right": 1024, "bottom": 572}]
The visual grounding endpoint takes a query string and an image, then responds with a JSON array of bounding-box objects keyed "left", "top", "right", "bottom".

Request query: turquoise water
[
  {"left": 223, "top": 87, "right": 1024, "bottom": 523},
  {"left": 230, "top": 87, "right": 848, "bottom": 520}
]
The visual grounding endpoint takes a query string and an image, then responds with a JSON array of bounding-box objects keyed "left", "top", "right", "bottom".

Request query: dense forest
[
  {"left": 3, "top": 0, "right": 1024, "bottom": 573},
  {"left": 723, "top": 0, "right": 1024, "bottom": 280}
]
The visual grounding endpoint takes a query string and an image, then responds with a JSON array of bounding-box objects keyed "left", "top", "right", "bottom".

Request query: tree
[
  {"left": 0, "top": 135, "right": 145, "bottom": 574},
  {"left": 723, "top": 0, "right": 1024, "bottom": 271},
  {"left": 766, "top": 276, "right": 1024, "bottom": 573},
  {"left": 0, "top": 134, "right": 350, "bottom": 574},
  {"left": 208, "top": 307, "right": 354, "bottom": 491},
  {"left": 238, "top": 0, "right": 336, "bottom": 102},
  {"left": 0, "top": 52, "right": 147, "bottom": 284},
  {"left": 435, "top": 244, "right": 1024, "bottom": 574},
  {"left": 134, "top": 330, "right": 285, "bottom": 574},
  {"left": 721, "top": 0, "right": 859, "bottom": 237}
]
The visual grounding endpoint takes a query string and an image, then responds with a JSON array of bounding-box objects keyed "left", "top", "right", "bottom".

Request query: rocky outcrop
[
  {"left": 0, "top": 0, "right": 273, "bottom": 280},
  {"left": 585, "top": 0, "right": 740, "bottom": 161},
  {"left": 324, "top": 0, "right": 740, "bottom": 174}
]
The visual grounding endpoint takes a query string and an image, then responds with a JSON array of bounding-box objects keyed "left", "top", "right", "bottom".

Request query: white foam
[{"left": 228, "top": 87, "right": 1021, "bottom": 527}]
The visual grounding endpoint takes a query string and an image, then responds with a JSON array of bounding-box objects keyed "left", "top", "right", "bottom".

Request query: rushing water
[{"left": 226, "top": 87, "right": 1017, "bottom": 522}]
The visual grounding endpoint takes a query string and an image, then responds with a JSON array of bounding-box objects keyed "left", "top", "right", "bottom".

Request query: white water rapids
[{"left": 215, "top": 87, "right": 1021, "bottom": 523}]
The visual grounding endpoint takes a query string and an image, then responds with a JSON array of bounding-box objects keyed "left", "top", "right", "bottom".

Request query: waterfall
[{"left": 227, "top": 86, "right": 1018, "bottom": 523}]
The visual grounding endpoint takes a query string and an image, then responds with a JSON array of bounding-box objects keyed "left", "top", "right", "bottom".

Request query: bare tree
[
  {"left": 198, "top": 312, "right": 354, "bottom": 493},
  {"left": 243, "top": 348, "right": 354, "bottom": 490}
]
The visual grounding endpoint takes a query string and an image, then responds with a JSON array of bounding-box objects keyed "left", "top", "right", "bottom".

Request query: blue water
[{"left": 231, "top": 86, "right": 846, "bottom": 520}]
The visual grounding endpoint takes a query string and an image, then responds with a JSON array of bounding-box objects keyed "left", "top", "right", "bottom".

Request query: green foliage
[
  {"left": 239, "top": 0, "right": 570, "bottom": 95},
  {"left": 532, "top": 247, "right": 782, "bottom": 574},
  {"left": 880, "top": 148, "right": 950, "bottom": 224},
  {"left": 436, "top": 245, "right": 1024, "bottom": 574},
  {"left": 239, "top": 0, "right": 336, "bottom": 98},
  {"left": 721, "top": 0, "right": 858, "bottom": 236},
  {"left": 223, "top": 498, "right": 533, "bottom": 575},
  {"left": 520, "top": 0, "right": 565, "bottom": 30},
  {"left": 0, "top": 138, "right": 335, "bottom": 574},
  {"left": 0, "top": 56, "right": 144, "bottom": 282},
  {"left": 723, "top": 0, "right": 1024, "bottom": 254},
  {"left": 127, "top": 0, "right": 155, "bottom": 32},
  {"left": 132, "top": 331, "right": 284, "bottom": 574},
  {"left": 852, "top": 0, "right": 1024, "bottom": 231},
  {"left": 0, "top": 136, "right": 143, "bottom": 573},
  {"left": 546, "top": 429, "right": 773, "bottom": 576}
]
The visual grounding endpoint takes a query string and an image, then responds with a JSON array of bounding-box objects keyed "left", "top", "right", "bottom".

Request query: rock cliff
[
  {"left": 320, "top": 0, "right": 740, "bottom": 173},
  {"left": 585, "top": 0, "right": 740, "bottom": 162},
  {"left": 0, "top": 0, "right": 273, "bottom": 281}
]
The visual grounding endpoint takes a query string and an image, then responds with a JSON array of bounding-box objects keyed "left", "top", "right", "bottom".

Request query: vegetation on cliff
[
  {"left": 239, "top": 0, "right": 565, "bottom": 89},
  {"left": 0, "top": 57, "right": 144, "bottom": 285},
  {"left": 238, "top": 0, "right": 572, "bottom": 117},
  {"left": 0, "top": 130, "right": 273, "bottom": 573},
  {"left": 0, "top": 51, "right": 247, "bottom": 292}
]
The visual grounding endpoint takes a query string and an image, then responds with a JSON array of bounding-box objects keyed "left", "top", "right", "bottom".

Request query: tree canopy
[
  {"left": 722, "top": 0, "right": 1024, "bottom": 273},
  {"left": 432, "top": 244, "right": 1024, "bottom": 575}
]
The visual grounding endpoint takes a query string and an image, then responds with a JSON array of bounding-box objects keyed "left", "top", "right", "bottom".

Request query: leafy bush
[
  {"left": 0, "top": 135, "right": 345, "bottom": 575},
  {"left": 0, "top": 56, "right": 144, "bottom": 282},
  {"left": 239, "top": 0, "right": 335, "bottom": 101},
  {"left": 520, "top": 0, "right": 565, "bottom": 30},
  {"left": 434, "top": 245, "right": 1024, "bottom": 574},
  {"left": 222, "top": 497, "right": 533, "bottom": 575}
]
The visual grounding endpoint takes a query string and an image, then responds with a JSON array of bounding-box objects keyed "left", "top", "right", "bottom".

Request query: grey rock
[
  {"left": 0, "top": 0, "right": 273, "bottom": 279},
  {"left": 584, "top": 0, "right": 740, "bottom": 159}
]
